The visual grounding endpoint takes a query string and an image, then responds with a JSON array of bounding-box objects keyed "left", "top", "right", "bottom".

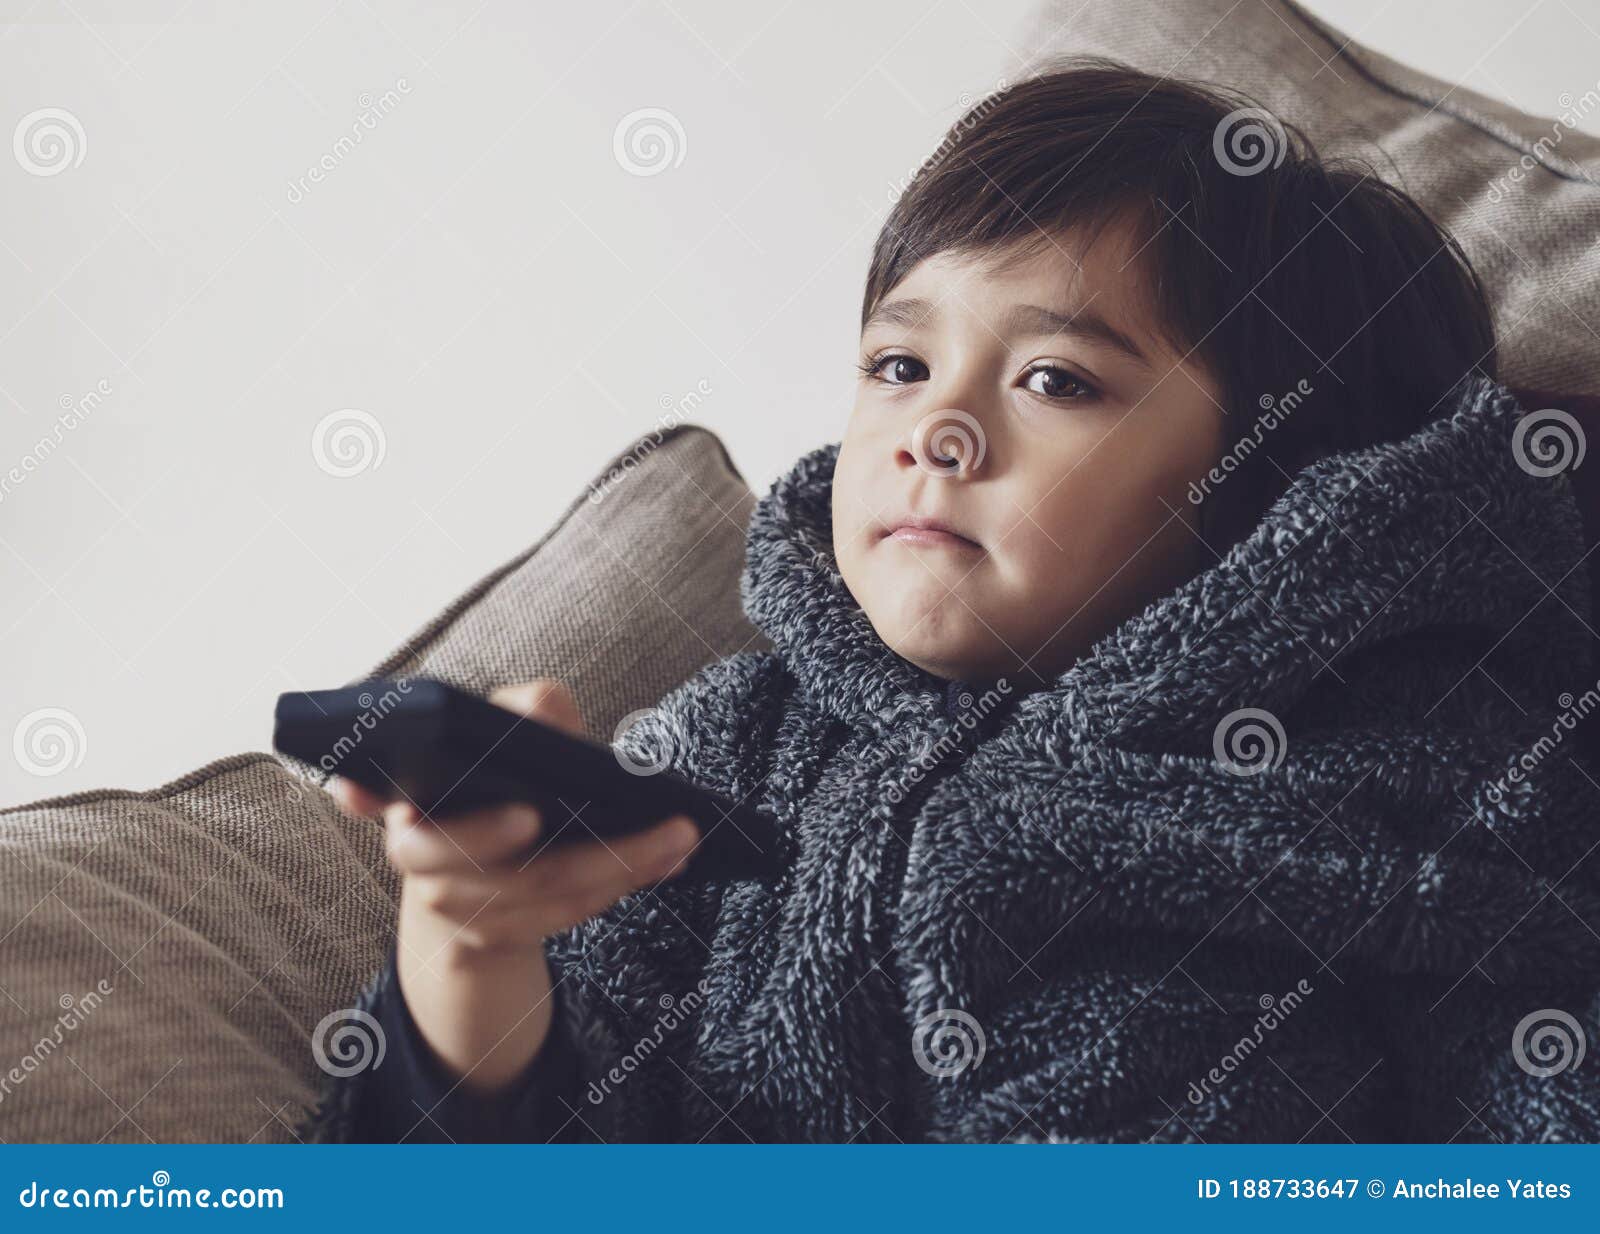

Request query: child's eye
[
  {"left": 858, "top": 353, "right": 929, "bottom": 386},
  {"left": 1021, "top": 363, "right": 1098, "bottom": 401}
]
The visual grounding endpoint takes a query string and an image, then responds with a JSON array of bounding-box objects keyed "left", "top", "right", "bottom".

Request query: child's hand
[
  {"left": 334, "top": 678, "right": 700, "bottom": 952},
  {"left": 329, "top": 678, "right": 700, "bottom": 1095}
]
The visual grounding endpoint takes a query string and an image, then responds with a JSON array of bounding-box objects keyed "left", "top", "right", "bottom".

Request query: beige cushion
[
  {"left": 0, "top": 424, "right": 765, "bottom": 1142},
  {"left": 1021, "top": 0, "right": 1600, "bottom": 395}
]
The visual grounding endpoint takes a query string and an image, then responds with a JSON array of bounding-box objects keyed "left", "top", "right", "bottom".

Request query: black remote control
[{"left": 273, "top": 677, "right": 781, "bottom": 882}]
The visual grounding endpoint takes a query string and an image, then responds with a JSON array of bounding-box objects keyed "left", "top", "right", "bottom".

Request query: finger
[
  {"left": 330, "top": 776, "right": 389, "bottom": 818},
  {"left": 489, "top": 679, "right": 585, "bottom": 738},
  {"left": 521, "top": 814, "right": 699, "bottom": 908},
  {"left": 401, "top": 815, "right": 696, "bottom": 918},
  {"left": 405, "top": 816, "right": 701, "bottom": 938},
  {"left": 404, "top": 867, "right": 538, "bottom": 921},
  {"left": 384, "top": 802, "right": 544, "bottom": 875}
]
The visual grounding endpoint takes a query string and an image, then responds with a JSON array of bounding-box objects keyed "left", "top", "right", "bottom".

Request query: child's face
[{"left": 831, "top": 219, "right": 1226, "bottom": 686}]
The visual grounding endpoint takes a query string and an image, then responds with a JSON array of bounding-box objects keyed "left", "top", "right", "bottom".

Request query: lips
[{"left": 882, "top": 514, "right": 982, "bottom": 550}]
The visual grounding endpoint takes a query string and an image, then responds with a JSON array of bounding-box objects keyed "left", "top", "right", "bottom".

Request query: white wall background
[{"left": 4, "top": 0, "right": 1597, "bottom": 802}]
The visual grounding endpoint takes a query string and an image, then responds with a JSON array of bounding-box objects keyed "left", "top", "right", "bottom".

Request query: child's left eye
[{"left": 1022, "top": 364, "right": 1097, "bottom": 401}]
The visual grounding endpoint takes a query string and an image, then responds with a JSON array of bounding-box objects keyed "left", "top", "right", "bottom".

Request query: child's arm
[
  {"left": 298, "top": 680, "right": 701, "bottom": 1142},
  {"left": 363, "top": 681, "right": 698, "bottom": 1093},
  {"left": 298, "top": 653, "right": 780, "bottom": 1142},
  {"left": 308, "top": 931, "right": 585, "bottom": 1142},
  {"left": 366, "top": 691, "right": 697, "bottom": 1094}
]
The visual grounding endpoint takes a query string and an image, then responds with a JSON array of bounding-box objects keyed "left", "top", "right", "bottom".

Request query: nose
[{"left": 898, "top": 408, "right": 988, "bottom": 478}]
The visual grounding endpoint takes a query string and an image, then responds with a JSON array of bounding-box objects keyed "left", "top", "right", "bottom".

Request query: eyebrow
[{"left": 862, "top": 296, "right": 1154, "bottom": 370}]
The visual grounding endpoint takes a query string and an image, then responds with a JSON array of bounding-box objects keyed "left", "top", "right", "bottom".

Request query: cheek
[
  {"left": 830, "top": 446, "right": 884, "bottom": 589},
  {"left": 830, "top": 449, "right": 872, "bottom": 549},
  {"left": 1003, "top": 453, "right": 1189, "bottom": 585}
]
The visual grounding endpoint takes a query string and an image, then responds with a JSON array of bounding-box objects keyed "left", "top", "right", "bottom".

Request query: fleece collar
[{"left": 739, "top": 375, "right": 1594, "bottom": 749}]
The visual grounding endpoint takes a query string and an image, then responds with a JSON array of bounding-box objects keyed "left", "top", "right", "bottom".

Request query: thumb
[{"left": 489, "top": 678, "right": 586, "bottom": 738}]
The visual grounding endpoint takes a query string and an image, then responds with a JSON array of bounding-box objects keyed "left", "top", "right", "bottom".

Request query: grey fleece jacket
[{"left": 299, "top": 374, "right": 1600, "bottom": 1143}]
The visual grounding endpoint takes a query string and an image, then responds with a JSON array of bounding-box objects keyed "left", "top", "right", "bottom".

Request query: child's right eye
[{"left": 858, "top": 354, "right": 930, "bottom": 385}]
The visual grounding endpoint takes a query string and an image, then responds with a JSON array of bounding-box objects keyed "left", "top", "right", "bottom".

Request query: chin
[{"left": 864, "top": 591, "right": 975, "bottom": 668}]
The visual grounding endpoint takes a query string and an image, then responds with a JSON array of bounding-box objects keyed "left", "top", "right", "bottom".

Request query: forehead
[{"left": 868, "top": 217, "right": 1171, "bottom": 351}]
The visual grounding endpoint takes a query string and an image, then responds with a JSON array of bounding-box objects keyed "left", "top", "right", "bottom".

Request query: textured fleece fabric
[{"left": 298, "top": 374, "right": 1600, "bottom": 1143}]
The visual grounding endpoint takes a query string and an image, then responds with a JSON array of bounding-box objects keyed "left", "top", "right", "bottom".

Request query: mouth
[{"left": 881, "top": 514, "right": 983, "bottom": 552}]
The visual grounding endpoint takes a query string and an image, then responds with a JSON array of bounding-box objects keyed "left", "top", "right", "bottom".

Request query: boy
[{"left": 300, "top": 60, "right": 1600, "bottom": 1143}]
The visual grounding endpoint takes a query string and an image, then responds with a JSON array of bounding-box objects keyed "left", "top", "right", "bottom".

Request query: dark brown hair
[{"left": 863, "top": 57, "right": 1498, "bottom": 554}]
